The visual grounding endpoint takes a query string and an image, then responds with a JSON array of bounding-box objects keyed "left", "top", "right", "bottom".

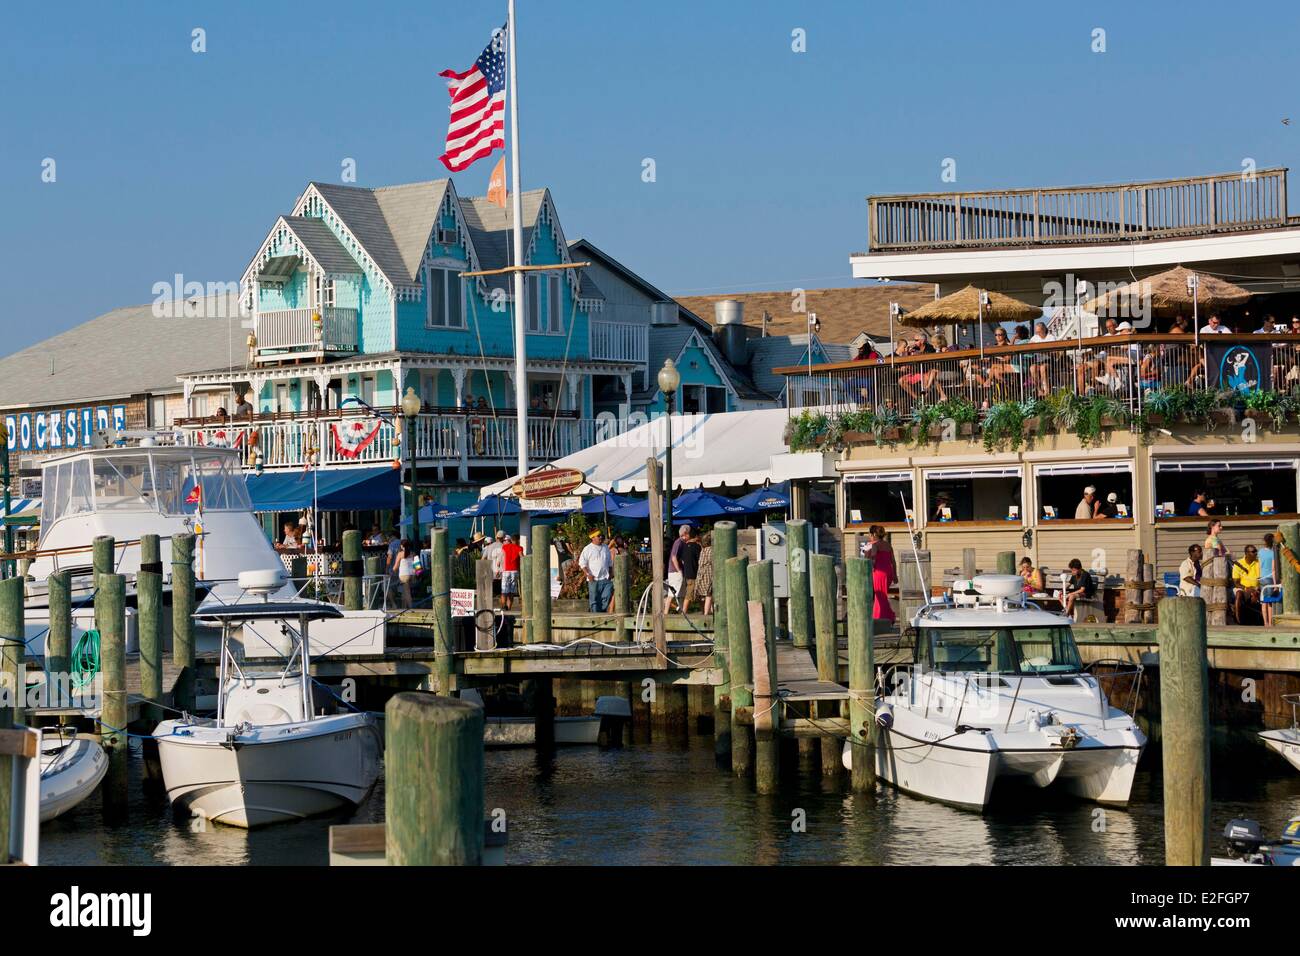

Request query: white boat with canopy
[
  {"left": 153, "top": 585, "right": 382, "bottom": 828},
  {"left": 843, "top": 574, "right": 1147, "bottom": 809},
  {"left": 1259, "top": 694, "right": 1300, "bottom": 772}
]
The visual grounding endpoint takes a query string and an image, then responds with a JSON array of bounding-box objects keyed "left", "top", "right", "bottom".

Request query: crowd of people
[
  {"left": 850, "top": 312, "right": 1300, "bottom": 405},
  {"left": 1177, "top": 523, "right": 1281, "bottom": 626}
]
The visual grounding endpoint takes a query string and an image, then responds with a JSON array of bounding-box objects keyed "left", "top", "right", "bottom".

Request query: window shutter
[
  {"left": 527, "top": 276, "right": 540, "bottom": 331},
  {"left": 549, "top": 276, "right": 563, "bottom": 333}
]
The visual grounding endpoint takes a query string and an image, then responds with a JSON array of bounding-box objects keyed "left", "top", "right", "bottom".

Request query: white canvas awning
[{"left": 480, "top": 408, "right": 799, "bottom": 496}]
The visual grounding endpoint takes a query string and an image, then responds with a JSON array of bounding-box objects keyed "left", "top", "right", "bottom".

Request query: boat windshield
[
  {"left": 151, "top": 452, "right": 252, "bottom": 514},
  {"left": 920, "top": 626, "right": 1083, "bottom": 675},
  {"left": 40, "top": 450, "right": 252, "bottom": 520}
]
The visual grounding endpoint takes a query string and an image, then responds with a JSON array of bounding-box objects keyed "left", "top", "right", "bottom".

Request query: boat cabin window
[
  {"left": 845, "top": 473, "right": 913, "bottom": 527},
  {"left": 93, "top": 455, "right": 154, "bottom": 511},
  {"left": 919, "top": 626, "right": 1082, "bottom": 675},
  {"left": 42, "top": 459, "right": 94, "bottom": 523},
  {"left": 925, "top": 468, "right": 1022, "bottom": 524},
  {"left": 151, "top": 452, "right": 252, "bottom": 513},
  {"left": 1036, "top": 463, "right": 1133, "bottom": 521},
  {"left": 1153, "top": 459, "right": 1298, "bottom": 518}
]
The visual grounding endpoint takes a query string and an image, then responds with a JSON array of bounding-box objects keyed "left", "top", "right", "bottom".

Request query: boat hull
[
  {"left": 40, "top": 736, "right": 108, "bottom": 823},
  {"left": 154, "top": 713, "right": 382, "bottom": 828},
  {"left": 1260, "top": 728, "right": 1300, "bottom": 772}
]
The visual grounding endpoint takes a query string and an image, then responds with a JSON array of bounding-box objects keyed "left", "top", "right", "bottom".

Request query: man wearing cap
[
  {"left": 1075, "top": 486, "right": 1099, "bottom": 520},
  {"left": 579, "top": 529, "right": 614, "bottom": 613},
  {"left": 481, "top": 530, "right": 505, "bottom": 599}
]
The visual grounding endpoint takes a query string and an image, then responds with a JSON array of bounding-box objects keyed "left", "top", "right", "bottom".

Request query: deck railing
[
  {"left": 589, "top": 319, "right": 649, "bottom": 364},
  {"left": 867, "top": 169, "right": 1291, "bottom": 252},
  {"left": 776, "top": 334, "right": 1300, "bottom": 420},
  {"left": 254, "top": 307, "right": 359, "bottom": 356},
  {"left": 175, "top": 412, "right": 609, "bottom": 472}
]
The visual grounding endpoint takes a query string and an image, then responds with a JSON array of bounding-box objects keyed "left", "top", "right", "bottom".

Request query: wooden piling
[
  {"left": 749, "top": 600, "right": 779, "bottom": 793},
  {"left": 961, "top": 547, "right": 977, "bottom": 580},
  {"left": 1281, "top": 522, "right": 1300, "bottom": 619},
  {"left": 343, "top": 529, "right": 363, "bottom": 611},
  {"left": 475, "top": 558, "right": 494, "bottom": 650},
  {"left": 0, "top": 577, "right": 23, "bottom": 855},
  {"left": 613, "top": 552, "right": 630, "bottom": 643},
  {"left": 724, "top": 556, "right": 753, "bottom": 775},
  {"left": 137, "top": 534, "right": 164, "bottom": 724},
  {"left": 430, "top": 527, "right": 453, "bottom": 694},
  {"left": 812, "top": 553, "right": 840, "bottom": 777},
  {"left": 520, "top": 553, "right": 532, "bottom": 645},
  {"left": 385, "top": 692, "right": 484, "bottom": 866},
  {"left": 1159, "top": 596, "right": 1210, "bottom": 866},
  {"left": 747, "top": 560, "right": 777, "bottom": 724},
  {"left": 846, "top": 557, "right": 876, "bottom": 792},
  {"left": 995, "top": 550, "right": 1015, "bottom": 575},
  {"left": 100, "top": 573, "right": 131, "bottom": 819},
  {"left": 711, "top": 520, "right": 737, "bottom": 761},
  {"left": 787, "top": 519, "right": 812, "bottom": 649},
  {"left": 1123, "top": 549, "right": 1142, "bottom": 624},
  {"left": 646, "top": 458, "right": 667, "bottom": 659},
  {"left": 47, "top": 570, "right": 71, "bottom": 699},
  {"left": 530, "top": 524, "right": 551, "bottom": 646},
  {"left": 92, "top": 534, "right": 114, "bottom": 635},
  {"left": 1142, "top": 561, "right": 1156, "bottom": 624},
  {"left": 171, "top": 532, "right": 196, "bottom": 713}
]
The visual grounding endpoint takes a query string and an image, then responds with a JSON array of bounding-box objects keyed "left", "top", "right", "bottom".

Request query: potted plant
[
  {"left": 1243, "top": 389, "right": 1283, "bottom": 429},
  {"left": 835, "top": 407, "right": 878, "bottom": 446},
  {"left": 785, "top": 410, "right": 830, "bottom": 451},
  {"left": 980, "top": 400, "right": 1028, "bottom": 452}
]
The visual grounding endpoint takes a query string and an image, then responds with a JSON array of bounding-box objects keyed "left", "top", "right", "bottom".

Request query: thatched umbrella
[
  {"left": 1084, "top": 265, "right": 1250, "bottom": 328},
  {"left": 898, "top": 285, "right": 1041, "bottom": 357}
]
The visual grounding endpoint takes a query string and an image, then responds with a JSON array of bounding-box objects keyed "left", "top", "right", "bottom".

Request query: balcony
[
  {"left": 589, "top": 319, "right": 648, "bottom": 364},
  {"left": 867, "top": 169, "right": 1293, "bottom": 253},
  {"left": 254, "top": 307, "right": 359, "bottom": 362},
  {"left": 174, "top": 410, "right": 610, "bottom": 478},
  {"left": 777, "top": 333, "right": 1300, "bottom": 447}
]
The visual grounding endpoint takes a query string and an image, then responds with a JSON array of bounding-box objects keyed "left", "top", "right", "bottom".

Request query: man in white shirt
[
  {"left": 1028, "top": 321, "right": 1053, "bottom": 343},
  {"left": 1200, "top": 314, "right": 1231, "bottom": 334},
  {"left": 578, "top": 529, "right": 614, "bottom": 613},
  {"left": 1178, "top": 544, "right": 1203, "bottom": 597},
  {"left": 1075, "top": 485, "right": 1098, "bottom": 520}
]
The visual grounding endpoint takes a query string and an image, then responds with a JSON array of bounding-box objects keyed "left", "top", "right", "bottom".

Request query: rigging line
[{"left": 548, "top": 276, "right": 583, "bottom": 444}]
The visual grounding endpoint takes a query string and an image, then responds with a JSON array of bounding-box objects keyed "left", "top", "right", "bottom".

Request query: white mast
[{"left": 507, "top": 0, "right": 528, "bottom": 482}]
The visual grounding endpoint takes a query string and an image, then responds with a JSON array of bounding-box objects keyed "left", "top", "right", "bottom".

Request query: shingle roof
[
  {"left": 675, "top": 284, "right": 936, "bottom": 344},
  {"left": 0, "top": 294, "right": 250, "bottom": 408},
  {"left": 281, "top": 216, "right": 361, "bottom": 275},
  {"left": 311, "top": 180, "right": 451, "bottom": 288},
  {"left": 640, "top": 325, "right": 771, "bottom": 403},
  {"left": 747, "top": 334, "right": 853, "bottom": 399},
  {"left": 461, "top": 192, "right": 603, "bottom": 301}
]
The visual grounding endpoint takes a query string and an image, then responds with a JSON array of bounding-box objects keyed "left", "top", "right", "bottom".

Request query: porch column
[{"left": 451, "top": 367, "right": 467, "bottom": 408}]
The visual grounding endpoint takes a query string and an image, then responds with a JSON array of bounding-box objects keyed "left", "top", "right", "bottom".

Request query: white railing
[
  {"left": 589, "top": 320, "right": 648, "bottom": 364},
  {"left": 255, "top": 307, "right": 359, "bottom": 354},
  {"left": 177, "top": 414, "right": 607, "bottom": 472}
]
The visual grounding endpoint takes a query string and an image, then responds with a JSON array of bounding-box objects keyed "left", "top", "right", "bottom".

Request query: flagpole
[{"left": 507, "top": 0, "right": 528, "bottom": 487}]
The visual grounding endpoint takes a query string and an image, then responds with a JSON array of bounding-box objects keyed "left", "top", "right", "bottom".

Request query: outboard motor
[{"left": 1222, "top": 819, "right": 1267, "bottom": 862}]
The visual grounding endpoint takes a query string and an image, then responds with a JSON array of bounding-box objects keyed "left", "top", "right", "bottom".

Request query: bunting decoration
[{"left": 331, "top": 419, "right": 382, "bottom": 459}]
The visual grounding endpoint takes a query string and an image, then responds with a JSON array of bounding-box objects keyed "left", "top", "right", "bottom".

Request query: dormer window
[{"left": 425, "top": 264, "right": 465, "bottom": 329}]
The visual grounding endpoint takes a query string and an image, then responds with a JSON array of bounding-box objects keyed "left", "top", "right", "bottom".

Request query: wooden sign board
[{"left": 514, "top": 468, "right": 584, "bottom": 500}]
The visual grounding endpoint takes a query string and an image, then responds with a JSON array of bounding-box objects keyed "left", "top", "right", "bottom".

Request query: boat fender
[{"left": 875, "top": 703, "right": 894, "bottom": 729}]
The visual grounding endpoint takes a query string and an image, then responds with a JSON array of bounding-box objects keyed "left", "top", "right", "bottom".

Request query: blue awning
[{"left": 245, "top": 467, "right": 400, "bottom": 512}]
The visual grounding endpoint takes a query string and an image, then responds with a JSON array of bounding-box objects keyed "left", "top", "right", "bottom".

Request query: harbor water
[{"left": 39, "top": 733, "right": 1300, "bottom": 866}]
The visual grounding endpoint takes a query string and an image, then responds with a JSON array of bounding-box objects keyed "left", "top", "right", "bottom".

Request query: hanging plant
[
  {"left": 785, "top": 410, "right": 830, "bottom": 451},
  {"left": 980, "top": 400, "right": 1027, "bottom": 453}
]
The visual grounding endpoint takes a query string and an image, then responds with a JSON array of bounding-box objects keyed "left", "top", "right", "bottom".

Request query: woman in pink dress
[{"left": 863, "top": 525, "right": 897, "bottom": 623}]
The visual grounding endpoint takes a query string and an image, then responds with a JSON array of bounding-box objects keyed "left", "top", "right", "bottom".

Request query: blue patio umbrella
[
  {"left": 732, "top": 482, "right": 790, "bottom": 511},
  {"left": 458, "top": 494, "right": 521, "bottom": 518},
  {"left": 400, "top": 501, "right": 459, "bottom": 527},
  {"left": 613, "top": 489, "right": 753, "bottom": 521},
  {"left": 582, "top": 492, "right": 638, "bottom": 516}
]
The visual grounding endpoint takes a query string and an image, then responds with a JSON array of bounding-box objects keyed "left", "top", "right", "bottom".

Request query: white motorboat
[
  {"left": 153, "top": 594, "right": 382, "bottom": 828},
  {"left": 39, "top": 730, "right": 108, "bottom": 823},
  {"left": 1259, "top": 694, "right": 1300, "bottom": 772},
  {"left": 843, "top": 574, "right": 1147, "bottom": 810}
]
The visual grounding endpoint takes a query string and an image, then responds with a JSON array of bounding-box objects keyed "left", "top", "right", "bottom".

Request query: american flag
[{"left": 439, "top": 26, "right": 507, "bottom": 173}]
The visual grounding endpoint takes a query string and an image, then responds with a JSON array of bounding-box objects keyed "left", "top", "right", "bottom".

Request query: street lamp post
[
  {"left": 401, "top": 387, "right": 423, "bottom": 551},
  {"left": 657, "top": 359, "right": 681, "bottom": 544}
]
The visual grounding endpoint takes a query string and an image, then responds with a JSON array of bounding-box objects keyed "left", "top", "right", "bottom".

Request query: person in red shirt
[{"left": 498, "top": 533, "right": 524, "bottom": 610}]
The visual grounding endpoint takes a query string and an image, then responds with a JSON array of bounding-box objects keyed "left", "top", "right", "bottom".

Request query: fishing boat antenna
[{"left": 898, "top": 488, "right": 933, "bottom": 605}]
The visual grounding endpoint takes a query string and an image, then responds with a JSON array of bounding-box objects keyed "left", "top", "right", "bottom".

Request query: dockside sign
[{"left": 4, "top": 404, "right": 126, "bottom": 453}]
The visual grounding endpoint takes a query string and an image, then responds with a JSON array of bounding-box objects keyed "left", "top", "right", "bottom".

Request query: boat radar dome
[
  {"left": 969, "top": 574, "right": 1025, "bottom": 600},
  {"left": 238, "top": 568, "right": 287, "bottom": 598}
]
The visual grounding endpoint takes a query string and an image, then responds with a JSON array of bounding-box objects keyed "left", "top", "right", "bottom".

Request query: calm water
[{"left": 39, "top": 734, "right": 1300, "bottom": 866}]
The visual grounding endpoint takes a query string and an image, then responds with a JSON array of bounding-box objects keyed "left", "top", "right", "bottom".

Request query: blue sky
[{"left": 3, "top": 0, "right": 1299, "bottom": 350}]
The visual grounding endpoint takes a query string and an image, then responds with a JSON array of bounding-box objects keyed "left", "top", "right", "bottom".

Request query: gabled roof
[
  {"left": 640, "top": 325, "right": 772, "bottom": 404},
  {"left": 747, "top": 333, "right": 853, "bottom": 399},
  {"left": 309, "top": 181, "right": 452, "bottom": 289},
  {"left": 0, "top": 294, "right": 250, "bottom": 408},
  {"left": 280, "top": 216, "right": 361, "bottom": 275},
  {"left": 461, "top": 190, "right": 604, "bottom": 302}
]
